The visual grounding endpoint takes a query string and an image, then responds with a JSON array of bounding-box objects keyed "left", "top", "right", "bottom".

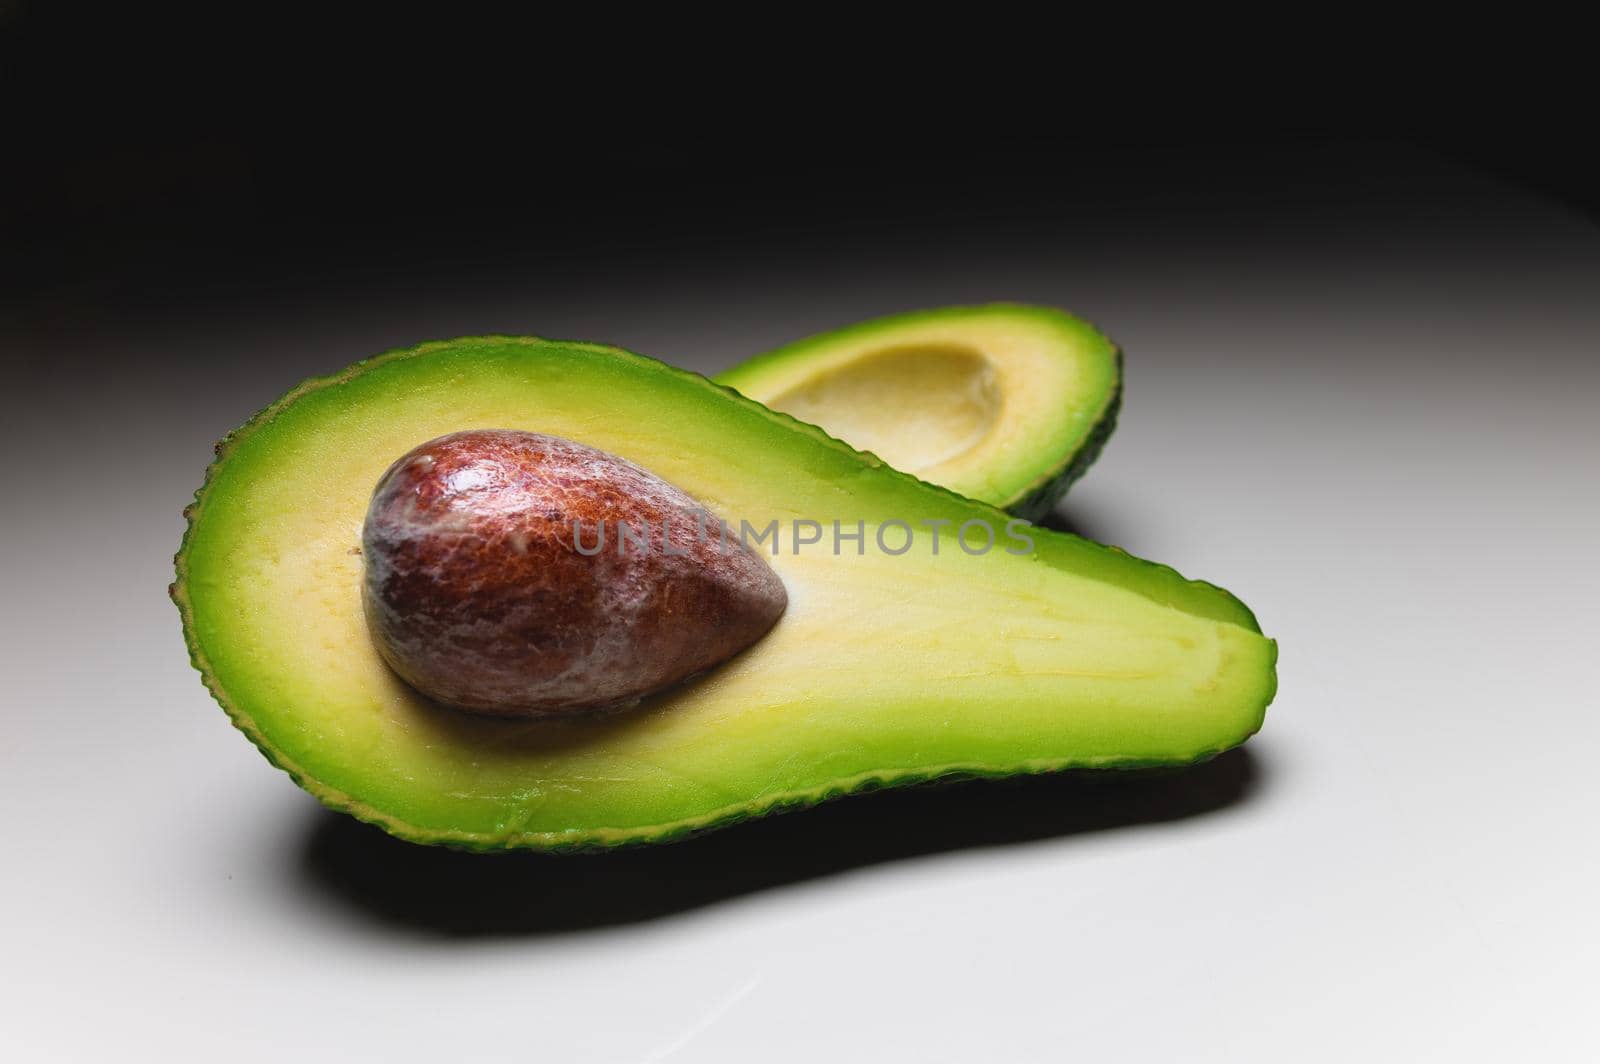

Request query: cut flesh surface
[
  {"left": 174, "top": 336, "right": 1274, "bottom": 850},
  {"left": 717, "top": 305, "right": 1122, "bottom": 516}
]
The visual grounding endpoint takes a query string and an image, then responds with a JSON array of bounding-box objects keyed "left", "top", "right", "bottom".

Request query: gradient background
[{"left": 4, "top": 125, "right": 1598, "bottom": 1061}]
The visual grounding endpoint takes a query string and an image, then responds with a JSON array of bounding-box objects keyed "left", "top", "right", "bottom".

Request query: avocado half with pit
[
  {"left": 174, "top": 336, "right": 1274, "bottom": 851},
  {"left": 717, "top": 304, "right": 1121, "bottom": 518}
]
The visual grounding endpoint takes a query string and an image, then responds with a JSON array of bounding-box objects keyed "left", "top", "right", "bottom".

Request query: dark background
[
  {"left": 8, "top": 125, "right": 1597, "bottom": 322},
  {"left": 3, "top": 0, "right": 1593, "bottom": 332}
]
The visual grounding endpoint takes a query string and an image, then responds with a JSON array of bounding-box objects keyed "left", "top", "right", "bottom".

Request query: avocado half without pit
[
  {"left": 174, "top": 333, "right": 1275, "bottom": 851},
  {"left": 718, "top": 304, "right": 1123, "bottom": 518}
]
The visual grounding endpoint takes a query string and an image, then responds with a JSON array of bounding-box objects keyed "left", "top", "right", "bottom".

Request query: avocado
[
  {"left": 717, "top": 304, "right": 1121, "bottom": 518},
  {"left": 173, "top": 336, "right": 1274, "bottom": 851}
]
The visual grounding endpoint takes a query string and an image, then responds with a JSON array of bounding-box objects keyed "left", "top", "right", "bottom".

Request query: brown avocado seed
[{"left": 361, "top": 430, "right": 787, "bottom": 717}]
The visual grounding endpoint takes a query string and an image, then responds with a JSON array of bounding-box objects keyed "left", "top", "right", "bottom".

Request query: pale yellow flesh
[{"left": 767, "top": 342, "right": 1003, "bottom": 476}]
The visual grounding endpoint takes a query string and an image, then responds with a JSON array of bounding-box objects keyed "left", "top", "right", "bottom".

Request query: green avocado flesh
[
  {"left": 716, "top": 305, "right": 1122, "bottom": 518},
  {"left": 175, "top": 336, "right": 1274, "bottom": 851}
]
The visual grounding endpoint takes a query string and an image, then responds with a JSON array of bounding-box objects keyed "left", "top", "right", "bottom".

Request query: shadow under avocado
[
  {"left": 1036, "top": 504, "right": 1115, "bottom": 546},
  {"left": 296, "top": 746, "right": 1264, "bottom": 937}
]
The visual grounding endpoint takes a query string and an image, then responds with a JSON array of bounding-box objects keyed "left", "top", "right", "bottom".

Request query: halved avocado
[
  {"left": 174, "top": 336, "right": 1273, "bottom": 851},
  {"left": 716, "top": 304, "right": 1121, "bottom": 518}
]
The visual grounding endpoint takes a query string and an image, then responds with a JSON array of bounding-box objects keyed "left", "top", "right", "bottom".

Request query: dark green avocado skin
[{"left": 1008, "top": 349, "right": 1123, "bottom": 521}]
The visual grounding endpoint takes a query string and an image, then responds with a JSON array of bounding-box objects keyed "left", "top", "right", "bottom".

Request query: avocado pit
[{"left": 361, "top": 429, "right": 787, "bottom": 717}]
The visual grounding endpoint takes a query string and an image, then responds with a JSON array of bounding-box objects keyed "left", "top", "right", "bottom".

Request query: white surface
[{"left": 4, "top": 152, "right": 1597, "bottom": 1060}]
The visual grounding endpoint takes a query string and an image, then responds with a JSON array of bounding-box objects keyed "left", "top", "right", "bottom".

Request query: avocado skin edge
[
  {"left": 172, "top": 337, "right": 1272, "bottom": 853},
  {"left": 1006, "top": 344, "right": 1123, "bottom": 521}
]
